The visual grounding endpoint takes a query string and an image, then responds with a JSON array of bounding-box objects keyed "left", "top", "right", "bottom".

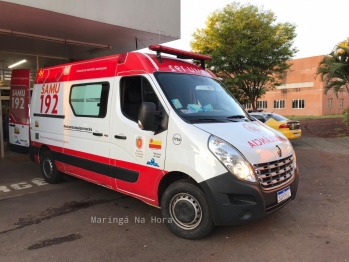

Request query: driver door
[{"left": 110, "top": 74, "right": 168, "bottom": 202}]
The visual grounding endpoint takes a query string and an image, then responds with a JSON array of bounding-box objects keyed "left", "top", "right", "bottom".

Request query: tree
[
  {"left": 317, "top": 38, "right": 349, "bottom": 96},
  {"left": 215, "top": 72, "right": 251, "bottom": 106},
  {"left": 191, "top": 2, "right": 297, "bottom": 109}
]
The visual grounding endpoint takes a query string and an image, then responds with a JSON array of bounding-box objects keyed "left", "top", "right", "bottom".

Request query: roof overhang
[{"left": 0, "top": 0, "right": 180, "bottom": 70}]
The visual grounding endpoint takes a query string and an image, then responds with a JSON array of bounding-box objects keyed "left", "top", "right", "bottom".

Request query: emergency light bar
[{"left": 149, "top": 45, "right": 211, "bottom": 69}]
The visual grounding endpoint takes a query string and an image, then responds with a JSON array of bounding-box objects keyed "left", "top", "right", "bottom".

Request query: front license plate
[{"left": 277, "top": 186, "right": 291, "bottom": 203}]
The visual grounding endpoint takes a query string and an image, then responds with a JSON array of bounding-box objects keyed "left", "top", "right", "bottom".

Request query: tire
[
  {"left": 161, "top": 179, "right": 215, "bottom": 240},
  {"left": 40, "top": 150, "right": 63, "bottom": 184}
]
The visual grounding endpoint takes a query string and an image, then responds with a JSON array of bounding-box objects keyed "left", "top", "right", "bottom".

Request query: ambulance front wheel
[
  {"left": 161, "top": 179, "right": 215, "bottom": 240},
  {"left": 40, "top": 150, "right": 63, "bottom": 184}
]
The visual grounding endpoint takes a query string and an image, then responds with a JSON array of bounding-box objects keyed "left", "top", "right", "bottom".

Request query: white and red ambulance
[{"left": 27, "top": 45, "right": 299, "bottom": 239}]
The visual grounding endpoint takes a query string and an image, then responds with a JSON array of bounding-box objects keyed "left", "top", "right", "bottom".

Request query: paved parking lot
[{"left": 0, "top": 138, "right": 348, "bottom": 262}]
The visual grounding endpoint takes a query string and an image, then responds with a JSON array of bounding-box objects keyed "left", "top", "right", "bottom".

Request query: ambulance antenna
[
  {"left": 156, "top": 51, "right": 163, "bottom": 64},
  {"left": 135, "top": 37, "right": 138, "bottom": 50},
  {"left": 136, "top": 39, "right": 147, "bottom": 49}
]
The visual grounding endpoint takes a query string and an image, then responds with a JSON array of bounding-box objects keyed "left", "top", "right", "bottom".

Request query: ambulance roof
[{"left": 35, "top": 48, "right": 217, "bottom": 84}]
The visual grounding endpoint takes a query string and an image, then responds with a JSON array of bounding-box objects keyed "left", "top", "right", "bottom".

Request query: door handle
[
  {"left": 93, "top": 132, "right": 103, "bottom": 136},
  {"left": 10, "top": 124, "right": 15, "bottom": 127},
  {"left": 114, "top": 135, "right": 127, "bottom": 140}
]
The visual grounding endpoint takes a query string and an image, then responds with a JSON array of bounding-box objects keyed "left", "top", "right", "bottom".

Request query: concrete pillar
[{"left": 0, "top": 98, "right": 4, "bottom": 158}]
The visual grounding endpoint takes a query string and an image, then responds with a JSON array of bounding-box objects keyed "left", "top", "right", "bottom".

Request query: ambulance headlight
[{"left": 208, "top": 136, "right": 256, "bottom": 182}]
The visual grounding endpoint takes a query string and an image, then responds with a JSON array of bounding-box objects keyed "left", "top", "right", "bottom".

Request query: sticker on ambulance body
[{"left": 134, "top": 135, "right": 145, "bottom": 159}]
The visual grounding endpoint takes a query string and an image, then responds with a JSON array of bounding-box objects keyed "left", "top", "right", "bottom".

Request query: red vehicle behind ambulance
[{"left": 25, "top": 45, "right": 299, "bottom": 239}]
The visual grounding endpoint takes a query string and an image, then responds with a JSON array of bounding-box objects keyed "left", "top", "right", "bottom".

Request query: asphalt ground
[{"left": 0, "top": 138, "right": 348, "bottom": 262}]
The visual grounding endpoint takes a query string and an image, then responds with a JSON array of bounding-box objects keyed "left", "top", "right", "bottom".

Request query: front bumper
[{"left": 199, "top": 167, "right": 299, "bottom": 226}]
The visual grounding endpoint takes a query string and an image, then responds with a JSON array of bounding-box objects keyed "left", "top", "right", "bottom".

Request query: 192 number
[
  {"left": 11, "top": 97, "right": 24, "bottom": 109},
  {"left": 40, "top": 94, "right": 58, "bottom": 114}
]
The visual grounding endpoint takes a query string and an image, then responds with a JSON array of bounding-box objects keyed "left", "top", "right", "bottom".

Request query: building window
[
  {"left": 292, "top": 99, "right": 305, "bottom": 109},
  {"left": 257, "top": 100, "right": 267, "bottom": 109},
  {"left": 274, "top": 100, "right": 285, "bottom": 109},
  {"left": 70, "top": 82, "right": 109, "bottom": 117},
  {"left": 328, "top": 98, "right": 333, "bottom": 109},
  {"left": 0, "top": 90, "right": 10, "bottom": 96},
  {"left": 339, "top": 99, "right": 344, "bottom": 108},
  {"left": 243, "top": 103, "right": 252, "bottom": 109}
]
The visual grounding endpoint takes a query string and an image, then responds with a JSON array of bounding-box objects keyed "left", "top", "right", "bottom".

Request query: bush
[{"left": 344, "top": 107, "right": 349, "bottom": 126}]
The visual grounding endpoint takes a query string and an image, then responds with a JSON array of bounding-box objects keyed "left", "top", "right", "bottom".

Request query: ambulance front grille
[{"left": 254, "top": 155, "right": 295, "bottom": 190}]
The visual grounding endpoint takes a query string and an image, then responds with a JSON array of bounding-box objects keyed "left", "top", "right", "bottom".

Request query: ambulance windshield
[{"left": 154, "top": 72, "right": 250, "bottom": 123}]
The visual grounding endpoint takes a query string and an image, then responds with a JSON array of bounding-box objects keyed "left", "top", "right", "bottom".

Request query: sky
[{"left": 161, "top": 0, "right": 348, "bottom": 59}]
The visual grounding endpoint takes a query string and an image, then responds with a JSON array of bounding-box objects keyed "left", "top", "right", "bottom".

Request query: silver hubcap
[
  {"left": 43, "top": 157, "right": 53, "bottom": 178},
  {"left": 169, "top": 193, "right": 202, "bottom": 230}
]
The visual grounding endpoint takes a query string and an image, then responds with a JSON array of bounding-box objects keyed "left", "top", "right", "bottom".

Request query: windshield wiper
[
  {"left": 226, "top": 115, "right": 246, "bottom": 119},
  {"left": 194, "top": 118, "right": 225, "bottom": 123}
]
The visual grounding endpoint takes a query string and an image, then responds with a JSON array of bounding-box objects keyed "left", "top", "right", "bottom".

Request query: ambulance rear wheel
[
  {"left": 40, "top": 150, "right": 63, "bottom": 184},
  {"left": 161, "top": 179, "right": 215, "bottom": 240}
]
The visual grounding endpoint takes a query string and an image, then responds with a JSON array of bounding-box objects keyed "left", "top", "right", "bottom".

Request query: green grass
[{"left": 286, "top": 114, "right": 345, "bottom": 120}]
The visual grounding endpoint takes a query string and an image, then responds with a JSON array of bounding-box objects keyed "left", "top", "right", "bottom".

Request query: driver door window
[{"left": 120, "top": 76, "right": 160, "bottom": 122}]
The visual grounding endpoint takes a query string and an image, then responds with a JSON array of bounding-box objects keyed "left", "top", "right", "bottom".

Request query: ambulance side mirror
[{"left": 138, "top": 102, "right": 162, "bottom": 131}]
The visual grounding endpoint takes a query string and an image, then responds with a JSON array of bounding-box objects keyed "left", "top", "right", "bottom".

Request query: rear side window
[
  {"left": 270, "top": 113, "right": 288, "bottom": 122},
  {"left": 251, "top": 114, "right": 266, "bottom": 123},
  {"left": 70, "top": 82, "right": 109, "bottom": 117}
]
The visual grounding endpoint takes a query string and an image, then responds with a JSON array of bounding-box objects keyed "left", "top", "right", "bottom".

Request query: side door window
[
  {"left": 70, "top": 82, "right": 109, "bottom": 118},
  {"left": 120, "top": 76, "right": 160, "bottom": 122}
]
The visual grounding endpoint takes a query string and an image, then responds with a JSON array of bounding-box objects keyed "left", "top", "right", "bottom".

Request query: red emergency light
[{"left": 149, "top": 45, "right": 211, "bottom": 69}]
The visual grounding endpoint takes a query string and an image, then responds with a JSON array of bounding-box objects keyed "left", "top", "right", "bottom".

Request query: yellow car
[{"left": 249, "top": 112, "right": 302, "bottom": 140}]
